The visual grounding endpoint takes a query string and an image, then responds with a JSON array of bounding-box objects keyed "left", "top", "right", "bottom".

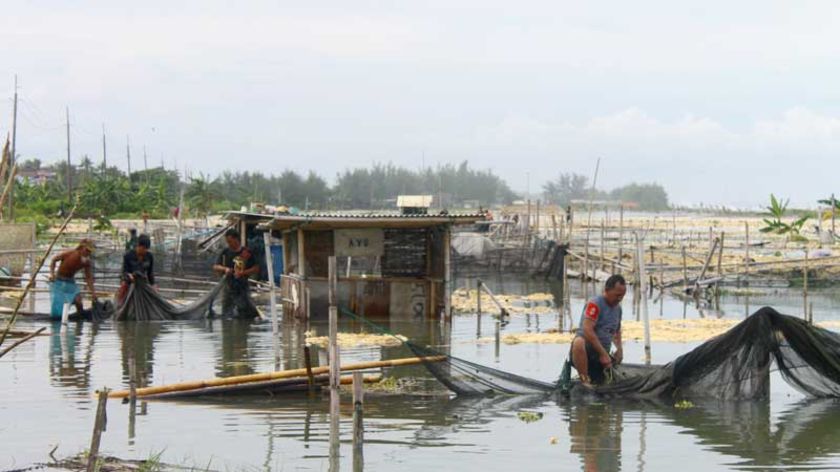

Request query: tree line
[
  {"left": 12, "top": 159, "right": 670, "bottom": 226},
  {"left": 541, "top": 173, "right": 669, "bottom": 211}
]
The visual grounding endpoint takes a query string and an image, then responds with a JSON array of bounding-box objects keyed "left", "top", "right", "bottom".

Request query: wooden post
[
  {"left": 297, "top": 228, "right": 306, "bottom": 278},
  {"left": 716, "top": 232, "right": 725, "bottom": 295},
  {"left": 562, "top": 250, "right": 570, "bottom": 331},
  {"left": 803, "top": 249, "right": 809, "bottom": 320},
  {"left": 618, "top": 204, "right": 624, "bottom": 269},
  {"left": 494, "top": 320, "right": 501, "bottom": 359},
  {"left": 635, "top": 234, "right": 651, "bottom": 364},
  {"left": 328, "top": 255, "right": 340, "bottom": 471},
  {"left": 526, "top": 199, "right": 532, "bottom": 238},
  {"left": 476, "top": 279, "right": 483, "bottom": 316},
  {"left": 303, "top": 345, "right": 316, "bottom": 397},
  {"left": 87, "top": 388, "right": 110, "bottom": 472},
  {"left": 128, "top": 351, "right": 137, "bottom": 441},
  {"left": 263, "top": 232, "right": 279, "bottom": 337},
  {"left": 328, "top": 256, "right": 339, "bottom": 391},
  {"left": 352, "top": 371, "right": 364, "bottom": 472},
  {"left": 832, "top": 193, "right": 836, "bottom": 238},
  {"left": 552, "top": 214, "right": 558, "bottom": 241},
  {"left": 744, "top": 222, "right": 750, "bottom": 284},
  {"left": 480, "top": 281, "right": 509, "bottom": 318},
  {"left": 582, "top": 237, "right": 590, "bottom": 301},
  {"left": 648, "top": 245, "right": 655, "bottom": 295},
  {"left": 681, "top": 246, "right": 688, "bottom": 293},
  {"left": 600, "top": 219, "right": 605, "bottom": 272},
  {"left": 535, "top": 199, "right": 541, "bottom": 237},
  {"left": 443, "top": 225, "right": 452, "bottom": 320},
  {"left": 694, "top": 237, "right": 720, "bottom": 297},
  {"left": 282, "top": 231, "right": 290, "bottom": 275}
]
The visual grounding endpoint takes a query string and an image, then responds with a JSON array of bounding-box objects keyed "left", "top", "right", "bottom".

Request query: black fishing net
[
  {"left": 392, "top": 307, "right": 840, "bottom": 400},
  {"left": 110, "top": 276, "right": 224, "bottom": 321}
]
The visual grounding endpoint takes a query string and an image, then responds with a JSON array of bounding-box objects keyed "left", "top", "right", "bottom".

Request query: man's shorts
[
  {"left": 50, "top": 277, "right": 80, "bottom": 319},
  {"left": 576, "top": 337, "right": 608, "bottom": 384}
]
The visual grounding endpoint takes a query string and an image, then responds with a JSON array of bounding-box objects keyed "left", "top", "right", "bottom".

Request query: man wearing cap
[
  {"left": 571, "top": 274, "right": 627, "bottom": 386},
  {"left": 48, "top": 239, "right": 97, "bottom": 319}
]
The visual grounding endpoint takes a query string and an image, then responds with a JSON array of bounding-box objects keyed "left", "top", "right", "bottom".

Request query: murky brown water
[{"left": 4, "top": 274, "right": 840, "bottom": 471}]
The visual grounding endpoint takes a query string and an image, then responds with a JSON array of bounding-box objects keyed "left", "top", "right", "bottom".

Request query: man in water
[
  {"left": 212, "top": 228, "right": 259, "bottom": 318},
  {"left": 48, "top": 239, "right": 97, "bottom": 319},
  {"left": 117, "top": 234, "right": 156, "bottom": 305},
  {"left": 571, "top": 275, "right": 626, "bottom": 386}
]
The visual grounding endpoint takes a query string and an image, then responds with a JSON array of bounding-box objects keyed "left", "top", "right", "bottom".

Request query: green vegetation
[
  {"left": 541, "top": 172, "right": 670, "bottom": 210},
  {"left": 12, "top": 160, "right": 517, "bottom": 218},
  {"left": 760, "top": 194, "right": 808, "bottom": 236},
  {"left": 516, "top": 411, "right": 544, "bottom": 423},
  {"left": 674, "top": 399, "right": 695, "bottom": 409},
  {"left": 818, "top": 196, "right": 840, "bottom": 211}
]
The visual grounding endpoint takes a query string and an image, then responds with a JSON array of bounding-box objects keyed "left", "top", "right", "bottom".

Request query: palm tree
[{"left": 185, "top": 174, "right": 219, "bottom": 221}]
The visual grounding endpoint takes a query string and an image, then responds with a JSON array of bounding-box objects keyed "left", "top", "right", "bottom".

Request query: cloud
[{"left": 442, "top": 107, "right": 840, "bottom": 206}]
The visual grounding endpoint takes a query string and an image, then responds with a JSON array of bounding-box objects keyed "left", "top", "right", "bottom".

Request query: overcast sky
[{"left": 2, "top": 1, "right": 840, "bottom": 207}]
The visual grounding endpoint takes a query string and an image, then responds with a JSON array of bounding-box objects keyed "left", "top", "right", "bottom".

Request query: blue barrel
[{"left": 270, "top": 245, "right": 284, "bottom": 284}]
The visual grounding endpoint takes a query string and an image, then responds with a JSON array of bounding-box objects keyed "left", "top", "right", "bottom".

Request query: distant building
[{"left": 17, "top": 169, "right": 57, "bottom": 185}]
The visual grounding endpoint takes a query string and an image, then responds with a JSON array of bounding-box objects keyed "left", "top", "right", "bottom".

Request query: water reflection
[
  {"left": 48, "top": 321, "right": 96, "bottom": 396},
  {"left": 117, "top": 322, "right": 164, "bottom": 387},
  {"left": 215, "top": 319, "right": 257, "bottom": 377},
  {"left": 568, "top": 401, "right": 623, "bottom": 472}
]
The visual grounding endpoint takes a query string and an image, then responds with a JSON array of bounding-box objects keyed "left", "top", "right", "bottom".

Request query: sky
[{"left": 2, "top": 1, "right": 840, "bottom": 207}]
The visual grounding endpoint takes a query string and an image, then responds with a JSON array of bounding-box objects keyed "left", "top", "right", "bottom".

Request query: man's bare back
[
  {"left": 54, "top": 249, "right": 91, "bottom": 279},
  {"left": 49, "top": 240, "right": 97, "bottom": 308}
]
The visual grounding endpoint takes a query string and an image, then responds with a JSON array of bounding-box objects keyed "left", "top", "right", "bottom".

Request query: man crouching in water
[
  {"left": 212, "top": 229, "right": 259, "bottom": 318},
  {"left": 48, "top": 239, "right": 97, "bottom": 319},
  {"left": 572, "top": 275, "right": 626, "bottom": 387}
]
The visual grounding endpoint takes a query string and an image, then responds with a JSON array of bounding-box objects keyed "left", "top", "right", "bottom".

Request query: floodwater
[{"left": 4, "top": 274, "right": 840, "bottom": 471}]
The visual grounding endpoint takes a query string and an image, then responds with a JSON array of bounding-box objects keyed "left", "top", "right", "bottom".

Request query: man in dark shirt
[
  {"left": 212, "top": 228, "right": 259, "bottom": 318},
  {"left": 117, "top": 234, "right": 155, "bottom": 305}
]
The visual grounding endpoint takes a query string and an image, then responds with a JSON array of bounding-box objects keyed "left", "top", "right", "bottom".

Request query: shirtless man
[{"left": 49, "top": 239, "right": 97, "bottom": 319}]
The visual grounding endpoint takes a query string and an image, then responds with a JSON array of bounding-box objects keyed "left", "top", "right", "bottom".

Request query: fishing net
[
  {"left": 344, "top": 306, "right": 840, "bottom": 400},
  {"left": 110, "top": 276, "right": 225, "bottom": 321}
]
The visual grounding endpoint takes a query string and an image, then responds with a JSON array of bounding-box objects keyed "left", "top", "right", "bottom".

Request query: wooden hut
[{"left": 263, "top": 210, "right": 486, "bottom": 320}]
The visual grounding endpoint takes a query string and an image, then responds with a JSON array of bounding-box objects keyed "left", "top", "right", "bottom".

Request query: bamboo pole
[
  {"left": 479, "top": 281, "right": 509, "bottom": 318},
  {"left": 618, "top": 204, "right": 624, "bottom": 268},
  {"left": 303, "top": 345, "right": 316, "bottom": 396},
  {"left": 693, "top": 237, "right": 720, "bottom": 297},
  {"left": 600, "top": 219, "right": 605, "bottom": 272},
  {"left": 635, "top": 234, "right": 651, "bottom": 364},
  {"left": 0, "top": 326, "right": 45, "bottom": 358},
  {"left": 107, "top": 356, "right": 446, "bottom": 399},
  {"left": 681, "top": 246, "right": 688, "bottom": 293},
  {"left": 744, "top": 221, "right": 750, "bottom": 284},
  {"left": 803, "top": 249, "right": 809, "bottom": 320},
  {"left": 263, "top": 232, "right": 279, "bottom": 337},
  {"left": 352, "top": 371, "right": 364, "bottom": 472},
  {"left": 328, "top": 256, "right": 339, "bottom": 392}
]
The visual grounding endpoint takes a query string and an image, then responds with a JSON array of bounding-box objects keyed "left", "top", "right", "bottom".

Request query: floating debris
[
  {"left": 484, "top": 318, "right": 745, "bottom": 344},
  {"left": 305, "top": 331, "right": 407, "bottom": 348},
  {"left": 452, "top": 288, "right": 555, "bottom": 315},
  {"left": 674, "top": 399, "right": 695, "bottom": 409},
  {"left": 517, "top": 411, "right": 544, "bottom": 423}
]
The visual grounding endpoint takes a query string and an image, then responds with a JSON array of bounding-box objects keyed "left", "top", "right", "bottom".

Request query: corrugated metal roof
[{"left": 289, "top": 210, "right": 486, "bottom": 219}]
